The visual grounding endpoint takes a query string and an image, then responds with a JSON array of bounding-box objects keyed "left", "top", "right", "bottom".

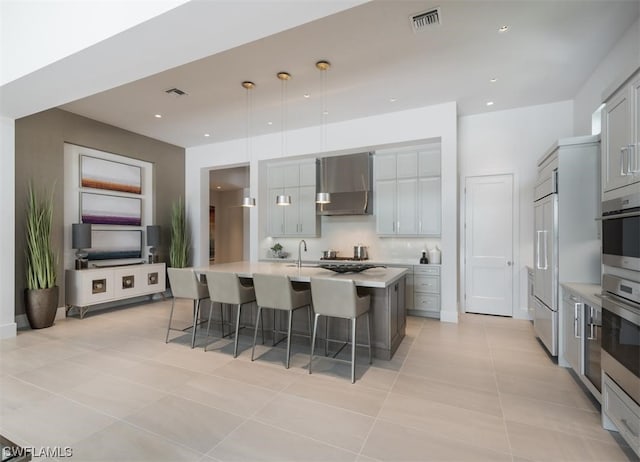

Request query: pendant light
[
  {"left": 315, "top": 60, "right": 331, "bottom": 204},
  {"left": 276, "top": 71, "right": 292, "bottom": 206},
  {"left": 241, "top": 81, "right": 256, "bottom": 207}
]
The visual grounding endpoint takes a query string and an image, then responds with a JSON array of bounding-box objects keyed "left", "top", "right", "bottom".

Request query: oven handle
[
  {"left": 601, "top": 294, "right": 640, "bottom": 325},
  {"left": 595, "top": 211, "right": 640, "bottom": 220}
]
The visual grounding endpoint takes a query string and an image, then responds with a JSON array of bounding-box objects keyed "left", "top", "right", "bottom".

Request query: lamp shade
[
  {"left": 146, "top": 225, "right": 161, "bottom": 247},
  {"left": 241, "top": 197, "right": 256, "bottom": 207},
  {"left": 315, "top": 192, "right": 331, "bottom": 204},
  {"left": 72, "top": 223, "right": 92, "bottom": 249}
]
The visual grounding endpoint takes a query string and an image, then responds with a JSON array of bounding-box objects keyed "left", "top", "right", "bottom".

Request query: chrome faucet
[{"left": 297, "top": 239, "right": 307, "bottom": 268}]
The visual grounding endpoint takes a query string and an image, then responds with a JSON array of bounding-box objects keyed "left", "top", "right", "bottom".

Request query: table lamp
[
  {"left": 72, "top": 223, "right": 91, "bottom": 269},
  {"left": 147, "top": 225, "right": 160, "bottom": 263}
]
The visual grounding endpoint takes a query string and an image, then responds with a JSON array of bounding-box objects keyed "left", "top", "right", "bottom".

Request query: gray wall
[{"left": 15, "top": 108, "right": 185, "bottom": 317}]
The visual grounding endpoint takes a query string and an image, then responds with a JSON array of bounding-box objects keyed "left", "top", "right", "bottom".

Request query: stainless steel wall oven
[
  {"left": 601, "top": 274, "right": 640, "bottom": 405},
  {"left": 601, "top": 193, "right": 640, "bottom": 272}
]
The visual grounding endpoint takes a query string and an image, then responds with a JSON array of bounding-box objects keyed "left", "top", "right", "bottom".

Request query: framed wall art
[
  {"left": 81, "top": 192, "right": 142, "bottom": 226},
  {"left": 81, "top": 155, "right": 142, "bottom": 194}
]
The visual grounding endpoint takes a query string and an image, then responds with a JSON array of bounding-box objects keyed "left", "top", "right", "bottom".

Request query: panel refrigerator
[{"left": 533, "top": 135, "right": 601, "bottom": 357}]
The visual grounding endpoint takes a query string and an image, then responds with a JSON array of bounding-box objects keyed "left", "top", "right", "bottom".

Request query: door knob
[{"left": 507, "top": 261, "right": 512, "bottom": 266}]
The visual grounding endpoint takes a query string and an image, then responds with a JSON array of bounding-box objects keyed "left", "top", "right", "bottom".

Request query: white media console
[{"left": 65, "top": 262, "right": 166, "bottom": 318}]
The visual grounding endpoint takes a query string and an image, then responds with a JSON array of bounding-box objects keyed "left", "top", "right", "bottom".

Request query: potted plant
[
  {"left": 24, "top": 183, "right": 58, "bottom": 329},
  {"left": 270, "top": 242, "right": 288, "bottom": 258},
  {"left": 169, "top": 197, "right": 189, "bottom": 268}
]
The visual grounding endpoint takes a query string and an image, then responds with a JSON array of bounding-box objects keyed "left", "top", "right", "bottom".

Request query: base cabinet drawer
[
  {"left": 414, "top": 294, "right": 440, "bottom": 312},
  {"left": 603, "top": 374, "right": 640, "bottom": 456},
  {"left": 414, "top": 275, "right": 440, "bottom": 293},
  {"left": 411, "top": 265, "right": 441, "bottom": 317}
]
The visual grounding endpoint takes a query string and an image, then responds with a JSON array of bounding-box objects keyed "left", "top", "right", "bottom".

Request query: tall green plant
[
  {"left": 25, "top": 183, "right": 57, "bottom": 290},
  {"left": 169, "top": 197, "right": 189, "bottom": 268}
]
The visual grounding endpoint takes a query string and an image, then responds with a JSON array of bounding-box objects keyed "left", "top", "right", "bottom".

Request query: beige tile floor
[{"left": 1, "top": 299, "right": 637, "bottom": 462}]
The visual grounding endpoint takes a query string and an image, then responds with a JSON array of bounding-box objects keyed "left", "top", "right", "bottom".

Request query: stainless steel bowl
[{"left": 322, "top": 250, "right": 338, "bottom": 259}]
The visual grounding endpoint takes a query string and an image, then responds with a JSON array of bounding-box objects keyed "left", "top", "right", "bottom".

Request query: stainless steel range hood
[{"left": 316, "top": 152, "right": 373, "bottom": 215}]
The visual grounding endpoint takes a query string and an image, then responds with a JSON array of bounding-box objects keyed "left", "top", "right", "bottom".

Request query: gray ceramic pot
[{"left": 25, "top": 286, "right": 59, "bottom": 329}]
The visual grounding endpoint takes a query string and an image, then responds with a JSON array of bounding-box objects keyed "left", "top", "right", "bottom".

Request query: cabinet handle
[
  {"left": 620, "top": 418, "right": 639, "bottom": 438},
  {"left": 620, "top": 146, "right": 628, "bottom": 176},
  {"left": 574, "top": 302, "right": 581, "bottom": 339},
  {"left": 535, "top": 230, "right": 542, "bottom": 269},
  {"left": 629, "top": 144, "right": 639, "bottom": 175},
  {"left": 542, "top": 230, "right": 549, "bottom": 270}
]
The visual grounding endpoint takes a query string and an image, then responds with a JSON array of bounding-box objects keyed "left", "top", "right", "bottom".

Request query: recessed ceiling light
[
  {"left": 154, "top": 114, "right": 162, "bottom": 118},
  {"left": 267, "top": 121, "right": 273, "bottom": 126},
  {"left": 216, "top": 186, "right": 222, "bottom": 190},
  {"left": 490, "top": 78, "right": 497, "bottom": 83},
  {"left": 486, "top": 101, "right": 494, "bottom": 106},
  {"left": 204, "top": 133, "right": 210, "bottom": 137},
  {"left": 389, "top": 98, "right": 397, "bottom": 103},
  {"left": 303, "top": 93, "right": 310, "bottom": 98},
  {"left": 498, "top": 25, "right": 509, "bottom": 33}
]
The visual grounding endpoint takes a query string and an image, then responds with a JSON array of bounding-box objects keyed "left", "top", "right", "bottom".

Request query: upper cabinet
[
  {"left": 602, "top": 69, "right": 640, "bottom": 195},
  {"left": 374, "top": 145, "right": 441, "bottom": 236},
  {"left": 267, "top": 159, "right": 319, "bottom": 237}
]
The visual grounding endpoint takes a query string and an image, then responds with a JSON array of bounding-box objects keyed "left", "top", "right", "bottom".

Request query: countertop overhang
[{"left": 195, "top": 261, "right": 408, "bottom": 288}]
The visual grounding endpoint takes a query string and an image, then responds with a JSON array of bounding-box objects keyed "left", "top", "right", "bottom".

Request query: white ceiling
[{"left": 59, "top": 0, "right": 640, "bottom": 149}]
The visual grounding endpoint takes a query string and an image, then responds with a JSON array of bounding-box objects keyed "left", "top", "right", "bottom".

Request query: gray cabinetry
[
  {"left": 267, "top": 160, "right": 318, "bottom": 237},
  {"left": 562, "top": 287, "right": 582, "bottom": 373},
  {"left": 374, "top": 144, "right": 441, "bottom": 236},
  {"left": 603, "top": 374, "right": 640, "bottom": 457},
  {"left": 602, "top": 68, "right": 640, "bottom": 196},
  {"left": 410, "top": 265, "right": 440, "bottom": 318}
]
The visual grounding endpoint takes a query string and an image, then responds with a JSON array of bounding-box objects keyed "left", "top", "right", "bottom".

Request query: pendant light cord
[{"left": 281, "top": 76, "right": 287, "bottom": 157}]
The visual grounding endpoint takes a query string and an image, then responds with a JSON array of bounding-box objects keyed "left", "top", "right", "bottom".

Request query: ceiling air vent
[
  {"left": 410, "top": 7, "right": 441, "bottom": 32},
  {"left": 165, "top": 87, "right": 188, "bottom": 97}
]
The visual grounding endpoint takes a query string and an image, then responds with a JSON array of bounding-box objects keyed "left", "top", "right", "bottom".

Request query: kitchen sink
[{"left": 285, "top": 264, "right": 319, "bottom": 268}]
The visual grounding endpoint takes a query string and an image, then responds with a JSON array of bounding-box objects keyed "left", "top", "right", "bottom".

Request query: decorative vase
[{"left": 24, "top": 286, "right": 59, "bottom": 329}]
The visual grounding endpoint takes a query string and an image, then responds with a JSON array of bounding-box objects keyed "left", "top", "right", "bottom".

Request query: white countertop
[
  {"left": 261, "top": 257, "right": 440, "bottom": 267},
  {"left": 195, "top": 261, "right": 408, "bottom": 288},
  {"left": 561, "top": 282, "right": 602, "bottom": 307}
]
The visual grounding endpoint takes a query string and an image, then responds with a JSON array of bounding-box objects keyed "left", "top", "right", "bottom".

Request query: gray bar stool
[
  {"left": 251, "top": 273, "right": 312, "bottom": 369},
  {"left": 166, "top": 267, "right": 212, "bottom": 348},
  {"left": 203, "top": 271, "right": 261, "bottom": 357},
  {"left": 309, "top": 277, "right": 372, "bottom": 383}
]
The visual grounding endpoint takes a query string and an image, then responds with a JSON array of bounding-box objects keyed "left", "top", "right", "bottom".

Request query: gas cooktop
[{"left": 319, "top": 257, "right": 369, "bottom": 261}]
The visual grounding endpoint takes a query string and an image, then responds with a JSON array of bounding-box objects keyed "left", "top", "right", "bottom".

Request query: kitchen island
[{"left": 195, "top": 261, "right": 408, "bottom": 360}]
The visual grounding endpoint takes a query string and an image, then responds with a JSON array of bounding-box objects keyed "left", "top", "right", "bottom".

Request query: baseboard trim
[
  {"left": 0, "top": 320, "right": 17, "bottom": 338},
  {"left": 15, "top": 306, "right": 67, "bottom": 331},
  {"left": 439, "top": 309, "right": 459, "bottom": 323}
]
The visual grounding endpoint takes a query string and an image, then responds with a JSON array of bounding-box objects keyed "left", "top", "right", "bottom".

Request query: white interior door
[{"left": 464, "top": 174, "right": 514, "bottom": 316}]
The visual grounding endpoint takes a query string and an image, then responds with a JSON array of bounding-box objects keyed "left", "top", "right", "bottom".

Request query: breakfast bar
[{"left": 195, "top": 261, "right": 408, "bottom": 360}]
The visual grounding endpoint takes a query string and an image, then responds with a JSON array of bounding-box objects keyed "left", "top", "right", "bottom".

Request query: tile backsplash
[{"left": 261, "top": 214, "right": 441, "bottom": 264}]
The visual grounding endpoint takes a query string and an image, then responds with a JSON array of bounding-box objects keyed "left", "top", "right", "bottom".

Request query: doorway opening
[{"left": 209, "top": 165, "right": 250, "bottom": 264}]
